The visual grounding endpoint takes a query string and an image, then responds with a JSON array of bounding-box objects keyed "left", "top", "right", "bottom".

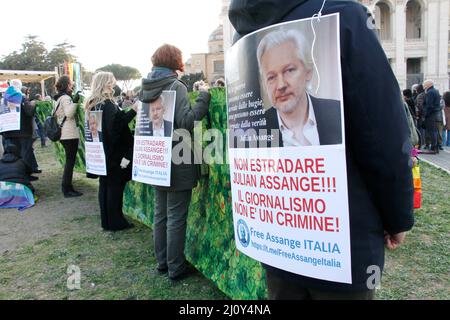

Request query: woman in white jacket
[{"left": 54, "top": 76, "right": 83, "bottom": 198}]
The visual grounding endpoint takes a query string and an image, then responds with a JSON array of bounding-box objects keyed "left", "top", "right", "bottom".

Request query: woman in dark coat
[
  {"left": 85, "top": 72, "right": 137, "bottom": 231},
  {"left": 140, "top": 44, "right": 211, "bottom": 281}
]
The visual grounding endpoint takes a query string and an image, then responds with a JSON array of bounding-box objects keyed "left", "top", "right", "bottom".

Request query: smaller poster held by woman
[
  {"left": 0, "top": 88, "right": 21, "bottom": 133},
  {"left": 132, "top": 91, "right": 176, "bottom": 187},
  {"left": 85, "top": 110, "right": 107, "bottom": 176}
]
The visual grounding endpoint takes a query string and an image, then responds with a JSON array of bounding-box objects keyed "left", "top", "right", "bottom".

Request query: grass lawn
[{"left": 0, "top": 144, "right": 448, "bottom": 300}]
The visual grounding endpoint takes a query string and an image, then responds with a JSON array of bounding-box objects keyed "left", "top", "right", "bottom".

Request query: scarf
[{"left": 147, "top": 67, "right": 177, "bottom": 81}]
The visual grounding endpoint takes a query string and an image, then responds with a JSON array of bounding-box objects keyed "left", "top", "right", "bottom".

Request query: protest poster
[
  {"left": 85, "top": 110, "right": 107, "bottom": 176},
  {"left": 226, "top": 13, "right": 352, "bottom": 284},
  {"left": 132, "top": 91, "right": 176, "bottom": 187},
  {"left": 0, "top": 98, "right": 21, "bottom": 133}
]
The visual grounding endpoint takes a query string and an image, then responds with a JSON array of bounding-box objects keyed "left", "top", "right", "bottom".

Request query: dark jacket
[
  {"left": 424, "top": 86, "right": 442, "bottom": 118},
  {"left": 264, "top": 96, "right": 342, "bottom": 146},
  {"left": 93, "top": 100, "right": 136, "bottom": 179},
  {"left": 141, "top": 73, "right": 210, "bottom": 191},
  {"left": 2, "top": 97, "right": 35, "bottom": 138},
  {"left": 229, "top": 0, "right": 414, "bottom": 292},
  {"left": 0, "top": 152, "right": 34, "bottom": 193}
]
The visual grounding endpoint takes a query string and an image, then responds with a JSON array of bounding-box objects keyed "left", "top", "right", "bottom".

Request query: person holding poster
[
  {"left": 140, "top": 44, "right": 211, "bottom": 282},
  {"left": 229, "top": 0, "right": 414, "bottom": 300},
  {"left": 2, "top": 81, "right": 38, "bottom": 181},
  {"left": 85, "top": 72, "right": 137, "bottom": 231}
]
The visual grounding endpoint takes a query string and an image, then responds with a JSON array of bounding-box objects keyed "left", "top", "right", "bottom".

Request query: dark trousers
[
  {"left": 60, "top": 139, "right": 79, "bottom": 193},
  {"left": 265, "top": 269, "right": 375, "bottom": 300},
  {"left": 35, "top": 119, "right": 46, "bottom": 147},
  {"left": 98, "top": 171, "right": 130, "bottom": 231},
  {"left": 153, "top": 189, "right": 192, "bottom": 278},
  {"left": 22, "top": 138, "right": 38, "bottom": 171}
]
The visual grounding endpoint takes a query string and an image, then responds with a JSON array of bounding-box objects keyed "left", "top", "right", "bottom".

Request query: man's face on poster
[
  {"left": 150, "top": 98, "right": 164, "bottom": 128},
  {"left": 89, "top": 115, "right": 98, "bottom": 136},
  {"left": 8, "top": 103, "right": 18, "bottom": 112},
  {"left": 260, "top": 40, "right": 313, "bottom": 114}
]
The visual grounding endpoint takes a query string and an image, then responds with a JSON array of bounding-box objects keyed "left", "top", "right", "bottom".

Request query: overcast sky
[{"left": 0, "top": 0, "right": 223, "bottom": 77}]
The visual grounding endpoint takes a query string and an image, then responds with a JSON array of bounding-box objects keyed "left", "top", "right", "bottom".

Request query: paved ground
[{"left": 418, "top": 146, "right": 450, "bottom": 175}]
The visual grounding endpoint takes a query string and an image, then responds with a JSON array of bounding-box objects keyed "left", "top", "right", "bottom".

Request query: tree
[
  {"left": 0, "top": 36, "right": 83, "bottom": 97},
  {"left": 47, "top": 42, "right": 77, "bottom": 67},
  {"left": 0, "top": 35, "right": 48, "bottom": 71},
  {"left": 180, "top": 72, "right": 205, "bottom": 92},
  {"left": 96, "top": 64, "right": 141, "bottom": 93}
]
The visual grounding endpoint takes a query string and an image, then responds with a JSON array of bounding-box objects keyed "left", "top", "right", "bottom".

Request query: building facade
[
  {"left": 221, "top": 0, "right": 450, "bottom": 92},
  {"left": 359, "top": 0, "right": 449, "bottom": 91},
  {"left": 184, "top": 24, "right": 225, "bottom": 85}
]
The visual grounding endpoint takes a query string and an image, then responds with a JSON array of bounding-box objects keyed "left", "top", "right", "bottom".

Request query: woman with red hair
[{"left": 141, "top": 44, "right": 211, "bottom": 282}]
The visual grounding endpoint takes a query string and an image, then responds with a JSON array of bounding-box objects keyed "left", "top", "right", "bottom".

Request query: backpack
[{"left": 44, "top": 100, "right": 66, "bottom": 142}]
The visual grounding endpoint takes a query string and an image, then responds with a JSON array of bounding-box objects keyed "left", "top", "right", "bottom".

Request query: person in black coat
[
  {"left": 229, "top": 0, "right": 414, "bottom": 300},
  {"left": 2, "top": 85, "right": 38, "bottom": 179},
  {"left": 85, "top": 72, "right": 137, "bottom": 231},
  {"left": 423, "top": 80, "right": 442, "bottom": 154},
  {"left": 0, "top": 144, "right": 34, "bottom": 193}
]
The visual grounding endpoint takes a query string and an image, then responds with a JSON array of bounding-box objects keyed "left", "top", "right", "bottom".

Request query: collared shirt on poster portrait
[
  {"left": 276, "top": 94, "right": 320, "bottom": 147},
  {"left": 152, "top": 122, "right": 165, "bottom": 137}
]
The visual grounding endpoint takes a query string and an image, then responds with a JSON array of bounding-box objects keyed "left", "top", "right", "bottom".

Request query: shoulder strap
[
  {"left": 52, "top": 99, "right": 61, "bottom": 116},
  {"left": 53, "top": 99, "right": 67, "bottom": 127}
]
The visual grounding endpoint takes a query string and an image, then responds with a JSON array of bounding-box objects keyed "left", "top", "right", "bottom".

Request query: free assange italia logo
[{"left": 237, "top": 219, "right": 250, "bottom": 248}]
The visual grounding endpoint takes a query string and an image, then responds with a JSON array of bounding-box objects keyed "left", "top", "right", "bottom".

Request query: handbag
[{"left": 44, "top": 100, "right": 66, "bottom": 142}]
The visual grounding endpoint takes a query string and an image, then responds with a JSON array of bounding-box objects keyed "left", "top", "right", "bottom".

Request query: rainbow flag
[{"left": 0, "top": 182, "right": 35, "bottom": 211}]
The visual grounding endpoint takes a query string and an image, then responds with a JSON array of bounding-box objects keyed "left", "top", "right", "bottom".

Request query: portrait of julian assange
[
  {"left": 256, "top": 22, "right": 342, "bottom": 147},
  {"left": 228, "top": 15, "right": 343, "bottom": 148},
  {"left": 85, "top": 112, "right": 103, "bottom": 143}
]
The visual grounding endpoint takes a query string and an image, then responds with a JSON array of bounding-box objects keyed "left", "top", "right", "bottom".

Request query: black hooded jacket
[{"left": 229, "top": 0, "right": 414, "bottom": 292}]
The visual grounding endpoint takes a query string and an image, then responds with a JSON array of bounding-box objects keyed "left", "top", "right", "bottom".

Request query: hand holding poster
[
  {"left": 226, "top": 14, "right": 352, "bottom": 284},
  {"left": 132, "top": 91, "right": 176, "bottom": 187},
  {"left": 85, "top": 110, "right": 107, "bottom": 176}
]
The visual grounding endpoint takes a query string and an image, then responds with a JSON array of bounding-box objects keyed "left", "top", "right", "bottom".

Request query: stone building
[
  {"left": 221, "top": 0, "right": 450, "bottom": 91},
  {"left": 359, "top": 0, "right": 449, "bottom": 91}
]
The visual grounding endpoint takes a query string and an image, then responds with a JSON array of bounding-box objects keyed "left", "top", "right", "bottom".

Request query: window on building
[
  {"left": 374, "top": 1, "right": 391, "bottom": 41},
  {"left": 406, "top": 0, "right": 422, "bottom": 39},
  {"left": 407, "top": 58, "right": 423, "bottom": 89}
]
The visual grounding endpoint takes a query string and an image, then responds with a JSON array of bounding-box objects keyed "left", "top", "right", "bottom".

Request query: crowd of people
[{"left": 404, "top": 81, "right": 450, "bottom": 153}]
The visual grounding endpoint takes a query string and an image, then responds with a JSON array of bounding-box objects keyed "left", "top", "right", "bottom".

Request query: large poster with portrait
[
  {"left": 226, "top": 14, "right": 351, "bottom": 284},
  {"left": 85, "top": 110, "right": 107, "bottom": 176},
  {"left": 0, "top": 97, "right": 21, "bottom": 133},
  {"left": 132, "top": 91, "right": 176, "bottom": 187}
]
